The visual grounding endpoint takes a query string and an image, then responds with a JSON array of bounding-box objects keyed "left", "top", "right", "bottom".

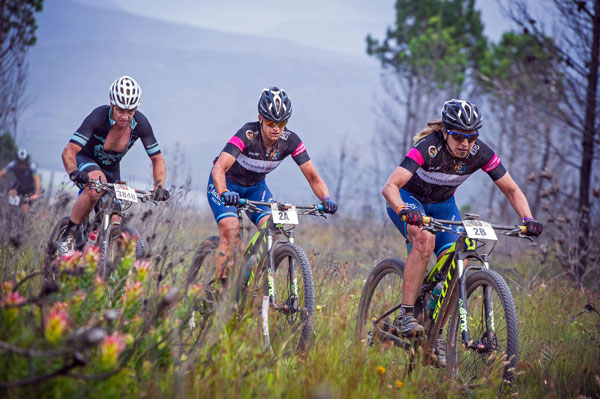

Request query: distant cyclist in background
[
  {"left": 382, "top": 99, "right": 543, "bottom": 367},
  {"left": 0, "top": 149, "right": 41, "bottom": 214},
  {"left": 209, "top": 87, "right": 338, "bottom": 288},
  {"left": 57, "top": 75, "right": 170, "bottom": 256}
]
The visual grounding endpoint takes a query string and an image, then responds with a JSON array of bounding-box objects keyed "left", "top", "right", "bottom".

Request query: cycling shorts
[
  {"left": 207, "top": 172, "right": 273, "bottom": 225},
  {"left": 76, "top": 153, "right": 121, "bottom": 183},
  {"left": 387, "top": 189, "right": 463, "bottom": 257}
]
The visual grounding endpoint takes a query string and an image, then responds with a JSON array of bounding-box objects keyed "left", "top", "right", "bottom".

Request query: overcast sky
[{"left": 72, "top": 0, "right": 519, "bottom": 58}]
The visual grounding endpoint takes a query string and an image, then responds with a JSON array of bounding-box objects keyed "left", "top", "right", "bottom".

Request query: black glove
[
  {"left": 398, "top": 207, "right": 423, "bottom": 226},
  {"left": 320, "top": 196, "right": 338, "bottom": 214},
  {"left": 220, "top": 190, "right": 240, "bottom": 206},
  {"left": 153, "top": 186, "right": 170, "bottom": 201},
  {"left": 69, "top": 170, "right": 89, "bottom": 185},
  {"left": 524, "top": 218, "right": 543, "bottom": 237}
]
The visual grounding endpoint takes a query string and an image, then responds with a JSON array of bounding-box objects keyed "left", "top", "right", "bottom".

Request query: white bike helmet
[
  {"left": 17, "top": 148, "right": 28, "bottom": 161},
  {"left": 109, "top": 76, "right": 142, "bottom": 109}
]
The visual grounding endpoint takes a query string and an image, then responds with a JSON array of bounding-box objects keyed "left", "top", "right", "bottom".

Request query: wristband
[
  {"left": 321, "top": 195, "right": 330, "bottom": 201},
  {"left": 218, "top": 188, "right": 229, "bottom": 196},
  {"left": 523, "top": 217, "right": 534, "bottom": 223},
  {"left": 396, "top": 205, "right": 407, "bottom": 215}
]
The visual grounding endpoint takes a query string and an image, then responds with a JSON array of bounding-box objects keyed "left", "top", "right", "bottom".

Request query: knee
[
  {"left": 410, "top": 231, "right": 436, "bottom": 255},
  {"left": 219, "top": 220, "right": 240, "bottom": 244}
]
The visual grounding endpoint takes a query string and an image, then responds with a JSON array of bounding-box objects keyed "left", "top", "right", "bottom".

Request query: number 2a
[{"left": 278, "top": 211, "right": 289, "bottom": 221}]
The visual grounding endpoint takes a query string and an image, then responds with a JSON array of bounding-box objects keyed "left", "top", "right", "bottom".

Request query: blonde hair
[{"left": 413, "top": 120, "right": 444, "bottom": 144}]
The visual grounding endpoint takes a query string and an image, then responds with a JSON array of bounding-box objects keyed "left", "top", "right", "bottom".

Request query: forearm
[
  {"left": 211, "top": 166, "right": 228, "bottom": 194},
  {"left": 382, "top": 182, "right": 406, "bottom": 212},
  {"left": 307, "top": 175, "right": 329, "bottom": 200},
  {"left": 507, "top": 188, "right": 533, "bottom": 220},
  {"left": 151, "top": 156, "right": 167, "bottom": 189},
  {"left": 34, "top": 175, "right": 41, "bottom": 195},
  {"left": 62, "top": 148, "right": 78, "bottom": 174}
]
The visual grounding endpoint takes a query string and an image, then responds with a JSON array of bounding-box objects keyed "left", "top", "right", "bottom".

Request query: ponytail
[{"left": 413, "top": 120, "right": 444, "bottom": 144}]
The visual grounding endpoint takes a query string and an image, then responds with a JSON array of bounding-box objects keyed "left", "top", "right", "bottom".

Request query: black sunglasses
[{"left": 447, "top": 130, "right": 479, "bottom": 143}]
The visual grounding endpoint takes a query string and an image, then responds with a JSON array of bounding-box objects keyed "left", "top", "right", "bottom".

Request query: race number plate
[
  {"left": 8, "top": 195, "right": 20, "bottom": 206},
  {"left": 463, "top": 219, "right": 497, "bottom": 241},
  {"left": 271, "top": 203, "right": 299, "bottom": 225},
  {"left": 114, "top": 184, "right": 138, "bottom": 203}
]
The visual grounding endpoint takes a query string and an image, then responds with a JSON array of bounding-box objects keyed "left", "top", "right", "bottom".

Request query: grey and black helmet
[
  {"left": 258, "top": 87, "right": 292, "bottom": 122},
  {"left": 441, "top": 99, "right": 483, "bottom": 131}
]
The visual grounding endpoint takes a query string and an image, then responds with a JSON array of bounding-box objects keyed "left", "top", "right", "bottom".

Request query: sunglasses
[
  {"left": 263, "top": 119, "right": 288, "bottom": 129},
  {"left": 447, "top": 130, "right": 479, "bottom": 143}
]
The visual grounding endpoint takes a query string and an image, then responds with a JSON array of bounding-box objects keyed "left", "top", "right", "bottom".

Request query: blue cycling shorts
[
  {"left": 387, "top": 189, "right": 463, "bottom": 257},
  {"left": 207, "top": 172, "right": 273, "bottom": 225}
]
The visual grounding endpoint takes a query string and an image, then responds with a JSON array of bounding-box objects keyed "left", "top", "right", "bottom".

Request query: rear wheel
[
  {"left": 446, "top": 269, "right": 519, "bottom": 391},
  {"left": 355, "top": 258, "right": 416, "bottom": 372},
  {"left": 263, "top": 243, "right": 314, "bottom": 356}
]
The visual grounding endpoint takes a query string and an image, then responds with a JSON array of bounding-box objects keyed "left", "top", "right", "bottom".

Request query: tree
[
  {"left": 366, "top": 0, "right": 487, "bottom": 160},
  {"left": 0, "top": 0, "right": 44, "bottom": 140},
  {"left": 501, "top": 0, "right": 600, "bottom": 282}
]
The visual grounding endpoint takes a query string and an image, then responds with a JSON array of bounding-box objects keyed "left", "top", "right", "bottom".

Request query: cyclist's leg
[
  {"left": 207, "top": 174, "right": 240, "bottom": 282},
  {"left": 244, "top": 179, "right": 273, "bottom": 228},
  {"left": 64, "top": 157, "right": 112, "bottom": 236},
  {"left": 387, "top": 190, "right": 435, "bottom": 306}
]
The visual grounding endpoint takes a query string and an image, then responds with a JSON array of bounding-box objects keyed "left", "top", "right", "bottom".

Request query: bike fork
[{"left": 456, "top": 253, "right": 471, "bottom": 346}]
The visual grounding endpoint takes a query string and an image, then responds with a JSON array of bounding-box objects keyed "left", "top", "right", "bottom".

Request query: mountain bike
[
  {"left": 187, "top": 198, "right": 325, "bottom": 355},
  {"left": 355, "top": 213, "right": 532, "bottom": 391},
  {"left": 2, "top": 192, "right": 31, "bottom": 233},
  {"left": 46, "top": 178, "right": 154, "bottom": 280}
]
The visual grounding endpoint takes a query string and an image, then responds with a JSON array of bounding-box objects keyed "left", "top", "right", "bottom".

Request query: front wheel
[
  {"left": 98, "top": 225, "right": 146, "bottom": 280},
  {"left": 45, "top": 216, "right": 71, "bottom": 259},
  {"left": 446, "top": 269, "right": 519, "bottom": 391},
  {"left": 187, "top": 236, "right": 219, "bottom": 288},
  {"left": 262, "top": 243, "right": 315, "bottom": 356}
]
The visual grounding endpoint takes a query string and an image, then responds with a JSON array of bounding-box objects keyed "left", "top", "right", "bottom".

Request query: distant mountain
[{"left": 19, "top": 0, "right": 381, "bottom": 201}]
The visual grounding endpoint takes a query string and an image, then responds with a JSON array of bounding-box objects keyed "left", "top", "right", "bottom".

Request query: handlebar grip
[
  {"left": 238, "top": 198, "right": 246, "bottom": 205},
  {"left": 317, "top": 204, "right": 324, "bottom": 211},
  {"left": 520, "top": 225, "right": 527, "bottom": 234},
  {"left": 400, "top": 215, "right": 430, "bottom": 225}
]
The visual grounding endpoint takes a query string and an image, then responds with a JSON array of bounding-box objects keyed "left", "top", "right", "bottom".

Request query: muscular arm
[
  {"left": 62, "top": 143, "right": 82, "bottom": 174},
  {"left": 211, "top": 152, "right": 237, "bottom": 194},
  {"left": 494, "top": 172, "right": 533, "bottom": 220},
  {"left": 382, "top": 166, "right": 414, "bottom": 212},
  {"left": 299, "top": 160, "right": 329, "bottom": 200},
  {"left": 150, "top": 154, "right": 167, "bottom": 189}
]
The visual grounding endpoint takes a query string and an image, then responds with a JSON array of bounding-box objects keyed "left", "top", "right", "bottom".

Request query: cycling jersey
[
  {"left": 2, "top": 160, "right": 38, "bottom": 195},
  {"left": 69, "top": 105, "right": 161, "bottom": 171},
  {"left": 216, "top": 122, "right": 310, "bottom": 186},
  {"left": 399, "top": 131, "right": 506, "bottom": 203}
]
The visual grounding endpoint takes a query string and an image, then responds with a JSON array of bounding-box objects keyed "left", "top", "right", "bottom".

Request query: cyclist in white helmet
[
  {"left": 56, "top": 75, "right": 169, "bottom": 256},
  {"left": 0, "top": 148, "right": 41, "bottom": 214}
]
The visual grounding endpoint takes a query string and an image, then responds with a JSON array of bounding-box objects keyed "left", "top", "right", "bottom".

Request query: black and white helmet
[
  {"left": 258, "top": 87, "right": 292, "bottom": 122},
  {"left": 17, "top": 148, "right": 29, "bottom": 161},
  {"left": 109, "top": 76, "right": 142, "bottom": 110},
  {"left": 441, "top": 99, "right": 483, "bottom": 131}
]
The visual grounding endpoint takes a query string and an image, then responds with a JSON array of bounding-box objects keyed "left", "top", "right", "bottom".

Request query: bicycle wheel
[
  {"left": 187, "top": 236, "right": 219, "bottom": 288},
  {"left": 446, "top": 269, "right": 519, "bottom": 390},
  {"left": 45, "top": 216, "right": 70, "bottom": 259},
  {"left": 262, "top": 242, "right": 315, "bottom": 356},
  {"left": 98, "top": 225, "right": 146, "bottom": 280},
  {"left": 355, "top": 258, "right": 416, "bottom": 370}
]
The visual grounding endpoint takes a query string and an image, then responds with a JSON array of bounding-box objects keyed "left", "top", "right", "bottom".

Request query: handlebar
[
  {"left": 402, "top": 215, "right": 528, "bottom": 237},
  {"left": 238, "top": 198, "right": 325, "bottom": 213},
  {"left": 84, "top": 178, "right": 154, "bottom": 202}
]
